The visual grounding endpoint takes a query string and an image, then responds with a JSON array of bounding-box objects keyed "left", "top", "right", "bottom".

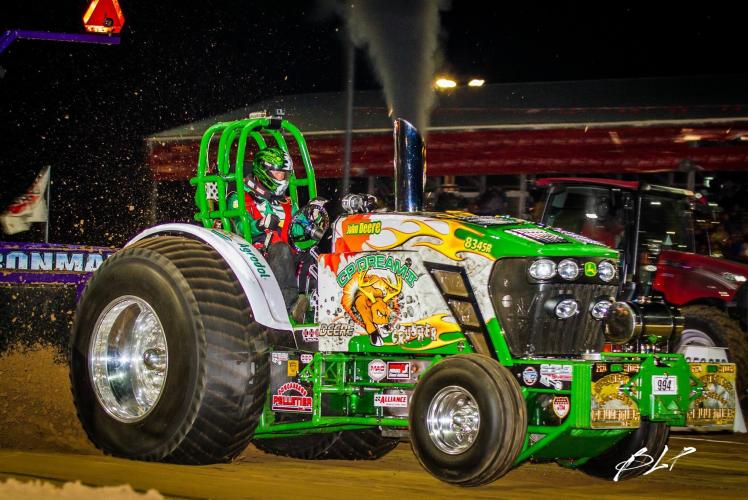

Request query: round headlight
[
  {"left": 598, "top": 260, "right": 616, "bottom": 282},
  {"left": 555, "top": 299, "right": 579, "bottom": 319},
  {"left": 529, "top": 259, "right": 556, "bottom": 280},
  {"left": 557, "top": 259, "right": 579, "bottom": 280},
  {"left": 604, "top": 302, "right": 641, "bottom": 344},
  {"left": 590, "top": 299, "right": 613, "bottom": 320}
]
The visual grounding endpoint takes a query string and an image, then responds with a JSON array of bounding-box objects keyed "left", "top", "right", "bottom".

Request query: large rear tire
[
  {"left": 70, "top": 236, "right": 268, "bottom": 464},
  {"left": 254, "top": 429, "right": 398, "bottom": 460},
  {"left": 676, "top": 305, "right": 748, "bottom": 406},
  {"left": 579, "top": 420, "right": 669, "bottom": 481},
  {"left": 409, "top": 354, "right": 526, "bottom": 487}
]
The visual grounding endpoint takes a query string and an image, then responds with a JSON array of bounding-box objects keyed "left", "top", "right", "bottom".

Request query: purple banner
[{"left": 0, "top": 241, "right": 116, "bottom": 287}]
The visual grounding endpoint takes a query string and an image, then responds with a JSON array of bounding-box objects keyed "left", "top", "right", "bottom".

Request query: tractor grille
[{"left": 489, "top": 258, "right": 618, "bottom": 356}]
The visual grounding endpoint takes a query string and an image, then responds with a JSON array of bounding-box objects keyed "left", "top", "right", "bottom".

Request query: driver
[
  {"left": 231, "top": 146, "right": 315, "bottom": 313},
  {"left": 240, "top": 146, "right": 304, "bottom": 248}
]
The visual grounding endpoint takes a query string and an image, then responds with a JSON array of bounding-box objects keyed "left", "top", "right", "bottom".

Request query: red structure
[{"left": 146, "top": 77, "right": 748, "bottom": 182}]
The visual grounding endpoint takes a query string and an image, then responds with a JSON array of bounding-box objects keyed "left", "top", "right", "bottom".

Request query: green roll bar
[{"left": 189, "top": 116, "right": 318, "bottom": 242}]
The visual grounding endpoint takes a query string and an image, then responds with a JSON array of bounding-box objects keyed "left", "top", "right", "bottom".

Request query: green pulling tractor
[{"left": 69, "top": 116, "right": 737, "bottom": 486}]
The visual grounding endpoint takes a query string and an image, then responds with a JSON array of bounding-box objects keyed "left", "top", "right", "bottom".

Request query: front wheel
[
  {"left": 70, "top": 236, "right": 268, "bottom": 464},
  {"left": 409, "top": 355, "right": 526, "bottom": 487}
]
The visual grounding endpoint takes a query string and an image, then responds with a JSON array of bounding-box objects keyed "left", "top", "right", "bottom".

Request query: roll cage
[{"left": 190, "top": 115, "right": 318, "bottom": 243}]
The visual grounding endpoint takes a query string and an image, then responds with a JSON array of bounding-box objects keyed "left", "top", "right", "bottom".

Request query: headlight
[
  {"left": 590, "top": 299, "right": 613, "bottom": 320},
  {"left": 557, "top": 259, "right": 579, "bottom": 280},
  {"left": 554, "top": 299, "right": 579, "bottom": 319},
  {"left": 598, "top": 260, "right": 616, "bottom": 282},
  {"left": 604, "top": 302, "right": 640, "bottom": 344},
  {"left": 529, "top": 259, "right": 556, "bottom": 280}
]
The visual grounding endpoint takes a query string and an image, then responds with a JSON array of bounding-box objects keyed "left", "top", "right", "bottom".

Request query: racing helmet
[{"left": 251, "top": 147, "right": 293, "bottom": 196}]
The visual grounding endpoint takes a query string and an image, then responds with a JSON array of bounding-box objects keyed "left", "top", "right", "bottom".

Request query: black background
[{"left": 2, "top": 2, "right": 745, "bottom": 245}]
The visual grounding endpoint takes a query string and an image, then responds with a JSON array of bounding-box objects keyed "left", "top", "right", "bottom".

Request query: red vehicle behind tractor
[{"left": 538, "top": 178, "right": 748, "bottom": 406}]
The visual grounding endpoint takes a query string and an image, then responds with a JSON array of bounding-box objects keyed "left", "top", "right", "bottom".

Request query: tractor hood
[{"left": 333, "top": 211, "right": 618, "bottom": 261}]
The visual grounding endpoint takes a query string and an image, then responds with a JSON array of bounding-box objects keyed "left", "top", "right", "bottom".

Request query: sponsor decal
[
  {"left": 345, "top": 220, "right": 382, "bottom": 236},
  {"left": 297, "top": 327, "right": 319, "bottom": 343},
  {"left": 237, "top": 243, "right": 271, "bottom": 278},
  {"left": 539, "top": 364, "right": 573, "bottom": 390},
  {"left": 584, "top": 262, "right": 597, "bottom": 277},
  {"left": 319, "top": 323, "right": 356, "bottom": 337},
  {"left": 387, "top": 361, "right": 411, "bottom": 380},
  {"left": 336, "top": 253, "right": 419, "bottom": 288},
  {"left": 591, "top": 373, "right": 640, "bottom": 428},
  {"left": 287, "top": 360, "right": 300, "bottom": 377},
  {"left": 271, "top": 351, "right": 289, "bottom": 365},
  {"left": 522, "top": 366, "right": 538, "bottom": 386},
  {"left": 368, "top": 359, "right": 387, "bottom": 382},
  {"left": 687, "top": 364, "right": 737, "bottom": 427},
  {"left": 300, "top": 353, "right": 313, "bottom": 364},
  {"left": 374, "top": 393, "right": 408, "bottom": 408},
  {"left": 552, "top": 396, "right": 571, "bottom": 418},
  {"left": 271, "top": 382, "right": 313, "bottom": 413}
]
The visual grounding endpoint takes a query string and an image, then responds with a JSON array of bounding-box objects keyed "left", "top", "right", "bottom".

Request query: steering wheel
[{"left": 289, "top": 197, "right": 330, "bottom": 252}]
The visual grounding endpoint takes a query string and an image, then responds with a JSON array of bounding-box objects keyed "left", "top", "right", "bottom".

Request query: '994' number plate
[{"left": 652, "top": 375, "right": 678, "bottom": 395}]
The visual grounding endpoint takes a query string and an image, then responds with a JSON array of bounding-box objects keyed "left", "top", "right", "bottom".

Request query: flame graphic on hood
[
  {"left": 386, "top": 313, "right": 463, "bottom": 351},
  {"left": 369, "top": 219, "right": 490, "bottom": 261}
]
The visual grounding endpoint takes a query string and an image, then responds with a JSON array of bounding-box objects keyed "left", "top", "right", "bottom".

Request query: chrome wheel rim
[
  {"left": 426, "top": 385, "right": 481, "bottom": 455},
  {"left": 89, "top": 296, "right": 168, "bottom": 423}
]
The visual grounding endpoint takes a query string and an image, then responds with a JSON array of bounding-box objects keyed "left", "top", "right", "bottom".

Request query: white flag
[{"left": 1, "top": 166, "right": 50, "bottom": 235}]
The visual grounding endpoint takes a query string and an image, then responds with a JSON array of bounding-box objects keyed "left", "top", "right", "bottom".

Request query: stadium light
[{"left": 435, "top": 78, "right": 457, "bottom": 89}]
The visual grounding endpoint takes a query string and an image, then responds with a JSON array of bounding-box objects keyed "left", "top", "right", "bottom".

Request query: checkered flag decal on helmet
[{"left": 205, "top": 182, "right": 219, "bottom": 201}]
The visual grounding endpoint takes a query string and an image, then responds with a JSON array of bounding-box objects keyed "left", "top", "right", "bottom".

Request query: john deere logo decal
[
  {"left": 584, "top": 262, "right": 597, "bottom": 277},
  {"left": 346, "top": 221, "right": 381, "bottom": 236}
]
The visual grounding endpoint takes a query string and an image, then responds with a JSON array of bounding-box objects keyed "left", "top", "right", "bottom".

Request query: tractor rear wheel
[
  {"left": 409, "top": 354, "right": 526, "bottom": 486},
  {"left": 70, "top": 236, "right": 268, "bottom": 464}
]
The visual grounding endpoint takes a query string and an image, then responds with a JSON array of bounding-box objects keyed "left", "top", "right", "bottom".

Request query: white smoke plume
[{"left": 340, "top": 0, "right": 451, "bottom": 133}]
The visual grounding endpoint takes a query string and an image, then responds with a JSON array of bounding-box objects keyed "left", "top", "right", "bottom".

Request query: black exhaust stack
[{"left": 393, "top": 118, "right": 426, "bottom": 212}]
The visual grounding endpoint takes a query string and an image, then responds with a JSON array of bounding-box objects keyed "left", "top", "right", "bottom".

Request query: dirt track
[{"left": 2, "top": 346, "right": 747, "bottom": 499}]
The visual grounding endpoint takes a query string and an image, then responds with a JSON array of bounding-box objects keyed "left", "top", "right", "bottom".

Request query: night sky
[{"left": 2, "top": 1, "right": 745, "bottom": 246}]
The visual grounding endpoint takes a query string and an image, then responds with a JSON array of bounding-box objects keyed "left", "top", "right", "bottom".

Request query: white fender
[{"left": 126, "top": 223, "right": 291, "bottom": 330}]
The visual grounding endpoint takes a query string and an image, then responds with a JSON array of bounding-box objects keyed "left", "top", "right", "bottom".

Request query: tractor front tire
[
  {"left": 70, "top": 236, "right": 268, "bottom": 464},
  {"left": 409, "top": 354, "right": 526, "bottom": 487}
]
